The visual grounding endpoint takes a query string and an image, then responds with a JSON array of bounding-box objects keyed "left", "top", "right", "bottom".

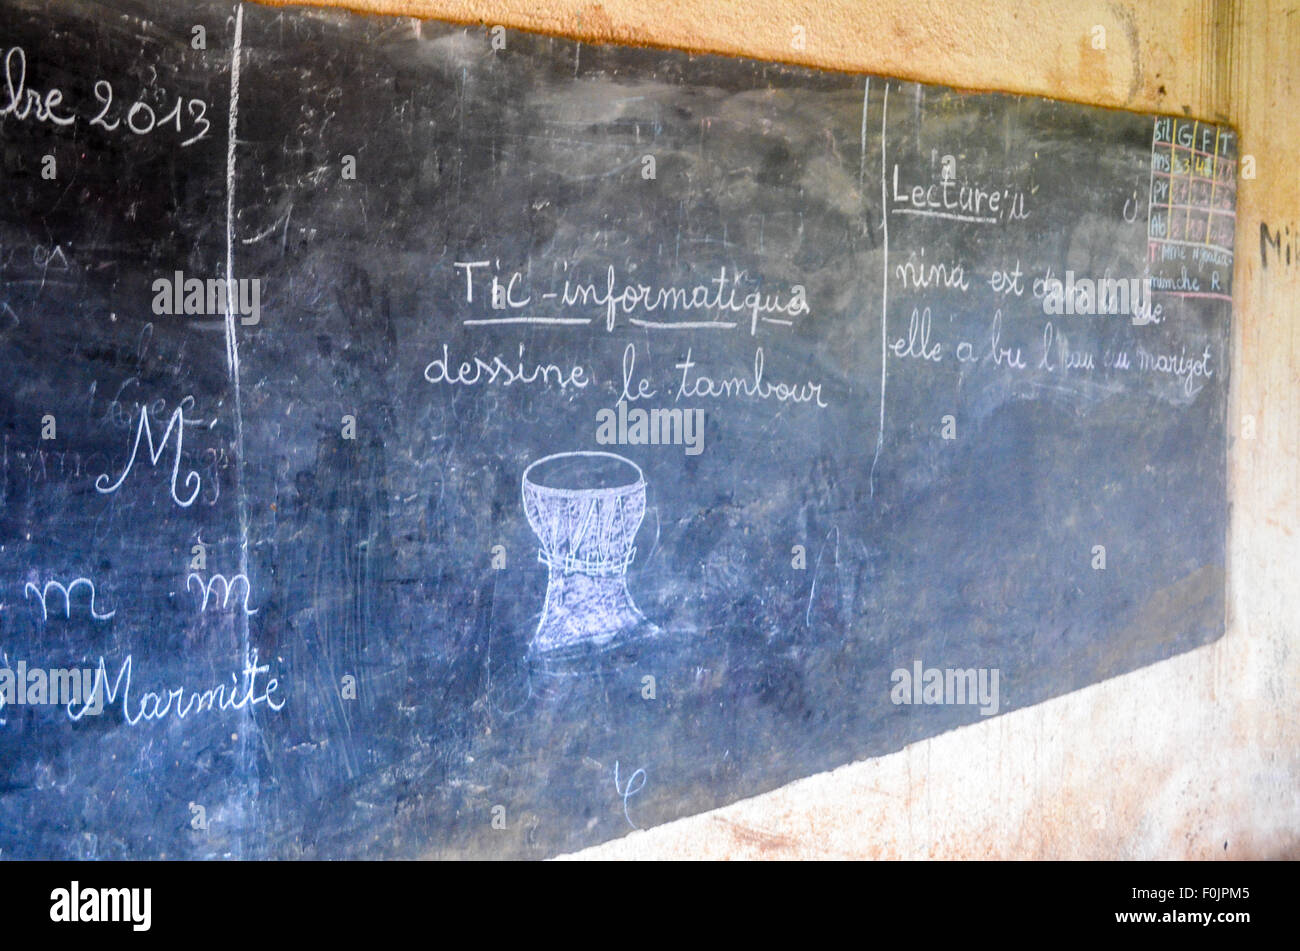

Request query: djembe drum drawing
[{"left": 521, "top": 451, "right": 658, "bottom": 656}]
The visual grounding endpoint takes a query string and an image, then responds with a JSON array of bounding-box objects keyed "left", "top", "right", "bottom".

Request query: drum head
[{"left": 523, "top": 451, "right": 643, "bottom": 495}]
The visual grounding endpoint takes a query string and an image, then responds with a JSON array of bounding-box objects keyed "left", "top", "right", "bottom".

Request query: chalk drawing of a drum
[{"left": 521, "top": 451, "right": 658, "bottom": 656}]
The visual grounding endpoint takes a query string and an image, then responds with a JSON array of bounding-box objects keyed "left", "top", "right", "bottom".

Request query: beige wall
[{"left": 264, "top": 0, "right": 1300, "bottom": 858}]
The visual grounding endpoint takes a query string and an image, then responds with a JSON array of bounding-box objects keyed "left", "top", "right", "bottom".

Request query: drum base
[
  {"left": 528, "top": 617, "right": 661, "bottom": 677},
  {"left": 527, "top": 571, "right": 660, "bottom": 671},
  {"left": 528, "top": 571, "right": 656, "bottom": 652}
]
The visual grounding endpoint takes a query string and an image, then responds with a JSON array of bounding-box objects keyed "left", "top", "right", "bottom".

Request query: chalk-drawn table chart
[
  {"left": 0, "top": 0, "right": 1233, "bottom": 859},
  {"left": 1148, "top": 116, "right": 1236, "bottom": 300}
]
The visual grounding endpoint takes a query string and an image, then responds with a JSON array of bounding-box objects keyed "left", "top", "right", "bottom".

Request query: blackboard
[{"left": 0, "top": 0, "right": 1232, "bottom": 859}]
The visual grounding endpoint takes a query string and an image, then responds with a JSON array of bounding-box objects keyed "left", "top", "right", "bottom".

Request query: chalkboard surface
[{"left": 0, "top": 0, "right": 1232, "bottom": 858}]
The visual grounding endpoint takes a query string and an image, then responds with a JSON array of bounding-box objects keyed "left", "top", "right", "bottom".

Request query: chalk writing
[
  {"left": 612, "top": 760, "right": 647, "bottom": 830},
  {"left": 0, "top": 46, "right": 209, "bottom": 146},
  {"left": 23, "top": 578, "right": 115, "bottom": 621},
  {"left": 424, "top": 342, "right": 589, "bottom": 390},
  {"left": 66, "top": 650, "right": 285, "bottom": 725},
  {"left": 455, "top": 261, "right": 809, "bottom": 335},
  {"left": 675, "top": 347, "right": 829, "bottom": 407},
  {"left": 891, "top": 163, "right": 1031, "bottom": 224},
  {"left": 186, "top": 573, "right": 257, "bottom": 615},
  {"left": 94, "top": 400, "right": 203, "bottom": 507}
]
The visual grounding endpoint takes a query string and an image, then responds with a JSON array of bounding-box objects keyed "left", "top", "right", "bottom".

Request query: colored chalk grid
[{"left": 1147, "top": 117, "right": 1236, "bottom": 301}]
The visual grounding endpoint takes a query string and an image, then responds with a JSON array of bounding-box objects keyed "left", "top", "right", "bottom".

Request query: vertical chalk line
[
  {"left": 224, "top": 3, "right": 250, "bottom": 643},
  {"left": 870, "top": 83, "right": 889, "bottom": 498},
  {"left": 224, "top": 1, "right": 254, "bottom": 858},
  {"left": 858, "top": 77, "right": 869, "bottom": 191},
  {"left": 1146, "top": 117, "right": 1158, "bottom": 255},
  {"left": 225, "top": 4, "right": 243, "bottom": 382}
]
